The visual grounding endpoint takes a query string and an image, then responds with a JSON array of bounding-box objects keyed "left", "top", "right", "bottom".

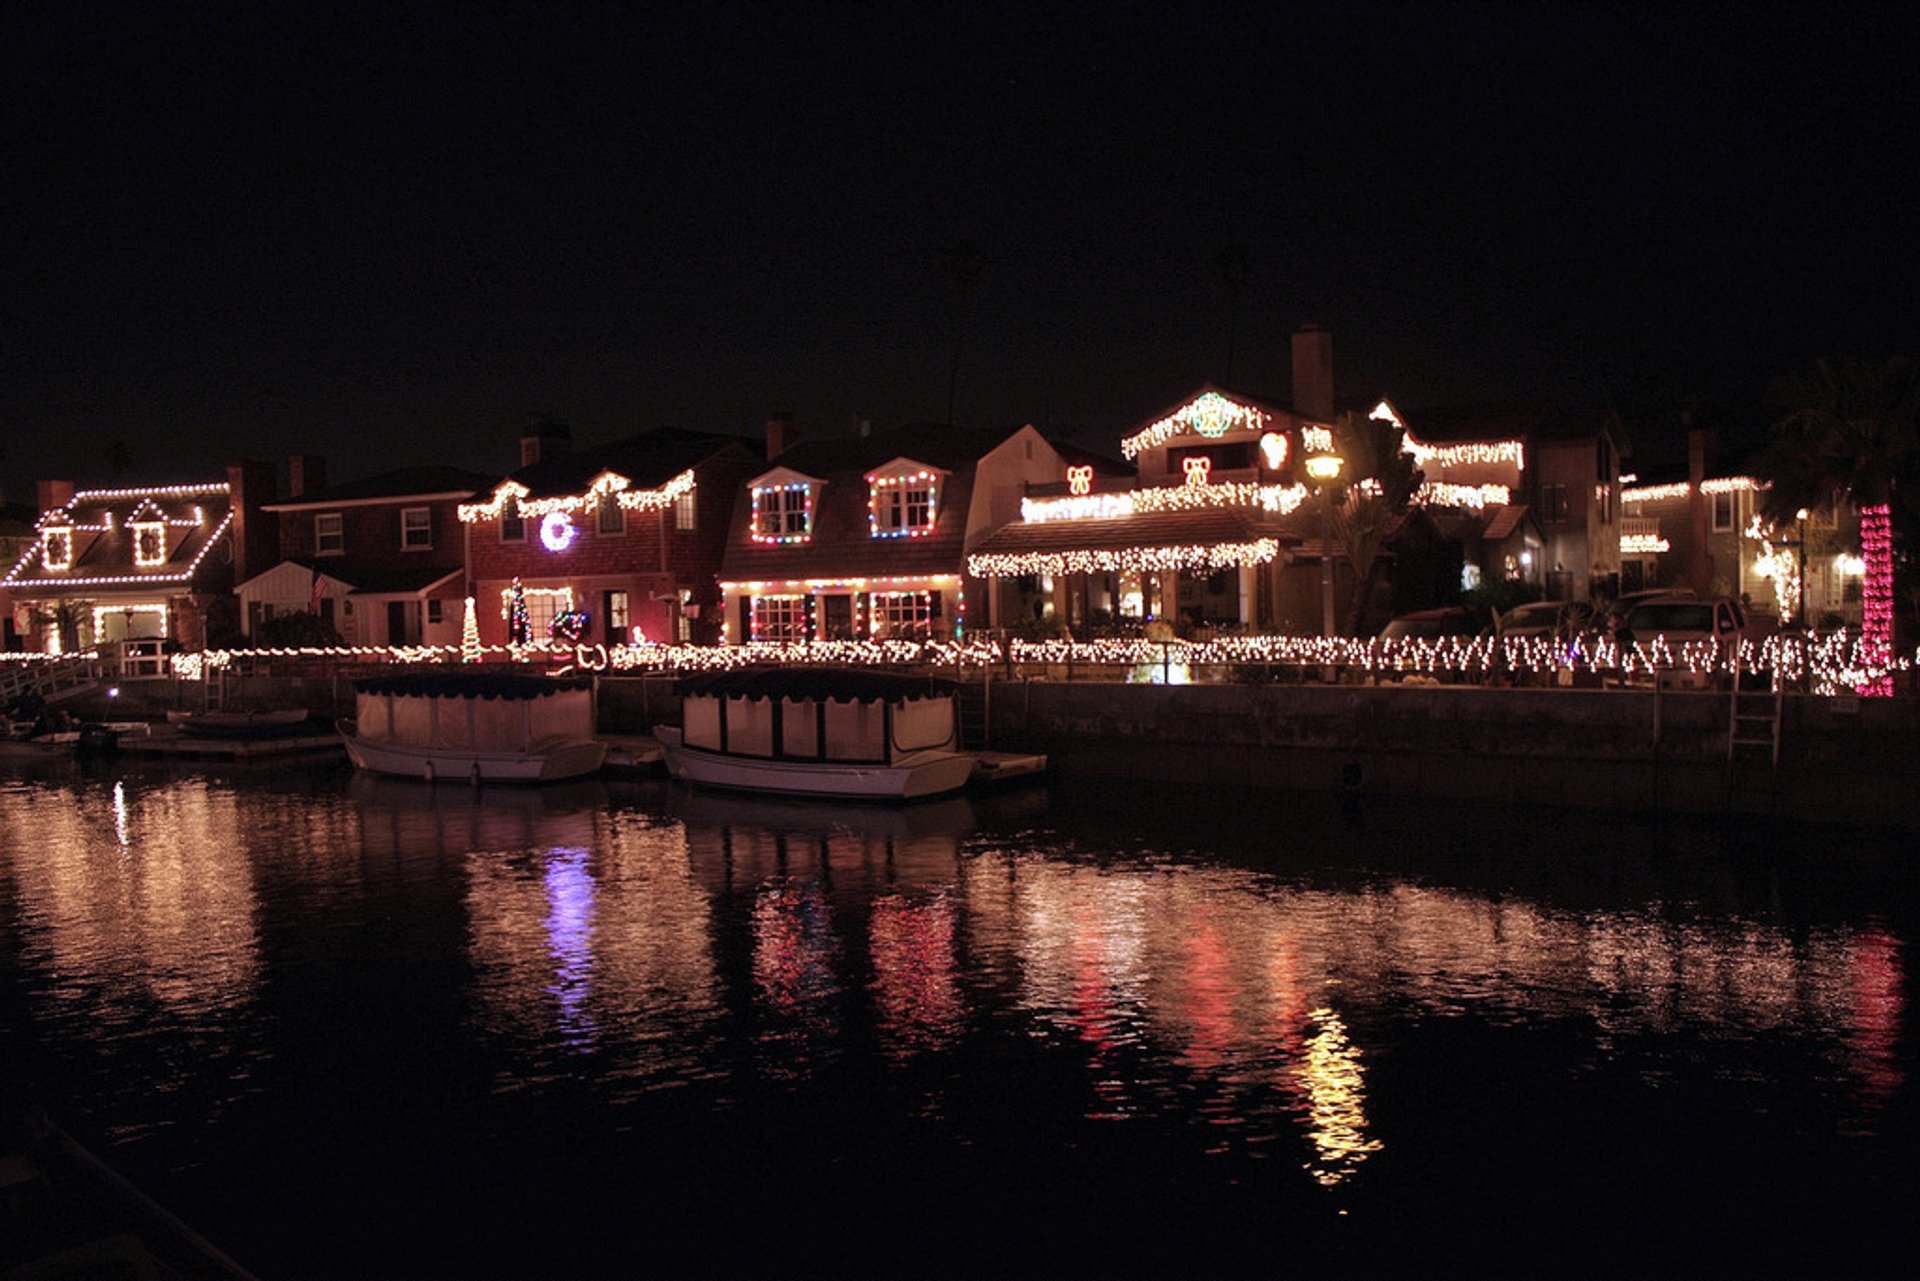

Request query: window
[
  {"left": 751, "top": 595, "right": 809, "bottom": 642},
  {"left": 596, "top": 500, "right": 625, "bottom": 536},
  {"left": 871, "top": 475, "right": 937, "bottom": 537},
  {"left": 133, "top": 522, "right": 167, "bottom": 567},
  {"left": 1711, "top": 491, "right": 1736, "bottom": 531},
  {"left": 675, "top": 488, "right": 697, "bottom": 531},
  {"left": 401, "top": 507, "right": 432, "bottom": 550},
  {"left": 315, "top": 513, "right": 344, "bottom": 555},
  {"left": 753, "top": 486, "right": 812, "bottom": 542},
  {"left": 605, "top": 590, "right": 630, "bottom": 643},
  {"left": 41, "top": 527, "right": 73, "bottom": 572},
  {"left": 1540, "top": 484, "right": 1568, "bottom": 526},
  {"left": 426, "top": 599, "right": 443, "bottom": 625},
  {"left": 501, "top": 500, "right": 525, "bottom": 543},
  {"left": 870, "top": 591, "right": 932, "bottom": 639}
]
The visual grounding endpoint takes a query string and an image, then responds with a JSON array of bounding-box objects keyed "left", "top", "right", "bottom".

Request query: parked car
[
  {"left": 1617, "top": 595, "right": 1775, "bottom": 687},
  {"left": 1493, "top": 600, "right": 1594, "bottom": 640},
  {"left": 1376, "top": 606, "right": 1491, "bottom": 642},
  {"left": 1596, "top": 588, "right": 1696, "bottom": 642}
]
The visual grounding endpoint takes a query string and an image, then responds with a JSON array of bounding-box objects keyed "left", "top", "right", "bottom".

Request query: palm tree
[
  {"left": 938, "top": 239, "right": 985, "bottom": 426},
  {"left": 1754, "top": 357, "right": 1919, "bottom": 695},
  {"left": 1214, "top": 243, "right": 1251, "bottom": 384},
  {"left": 1330, "top": 411, "right": 1424, "bottom": 635}
]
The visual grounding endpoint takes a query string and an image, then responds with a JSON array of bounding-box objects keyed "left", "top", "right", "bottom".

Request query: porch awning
[{"left": 967, "top": 509, "right": 1280, "bottom": 577}]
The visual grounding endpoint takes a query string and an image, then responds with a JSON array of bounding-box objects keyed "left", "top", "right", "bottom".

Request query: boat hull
[
  {"left": 653, "top": 726, "right": 975, "bottom": 800},
  {"left": 340, "top": 733, "right": 608, "bottom": 783}
]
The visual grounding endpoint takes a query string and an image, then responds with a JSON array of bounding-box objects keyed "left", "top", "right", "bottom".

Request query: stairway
[{"left": 1726, "top": 669, "right": 1784, "bottom": 775}]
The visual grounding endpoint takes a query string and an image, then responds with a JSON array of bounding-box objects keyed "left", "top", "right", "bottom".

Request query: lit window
[
  {"left": 871, "top": 472, "right": 937, "bottom": 537},
  {"left": 607, "top": 590, "right": 630, "bottom": 631},
  {"left": 752, "top": 486, "right": 812, "bottom": 542},
  {"left": 43, "top": 526, "right": 73, "bottom": 572},
  {"left": 675, "top": 488, "right": 697, "bottom": 531},
  {"left": 315, "top": 513, "right": 344, "bottom": 555},
  {"left": 401, "top": 507, "right": 433, "bottom": 550},
  {"left": 596, "top": 500, "right": 625, "bottom": 536},
  {"left": 751, "top": 595, "right": 809, "bottom": 642},
  {"left": 133, "top": 521, "right": 167, "bottom": 567},
  {"left": 870, "top": 591, "right": 932, "bottom": 639}
]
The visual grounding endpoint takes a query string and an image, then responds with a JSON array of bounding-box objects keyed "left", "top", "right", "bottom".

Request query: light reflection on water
[{"left": 1, "top": 767, "right": 1914, "bottom": 1274}]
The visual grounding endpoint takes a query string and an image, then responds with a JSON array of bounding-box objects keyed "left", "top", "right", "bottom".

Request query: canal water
[{"left": 2, "top": 758, "right": 1915, "bottom": 1279}]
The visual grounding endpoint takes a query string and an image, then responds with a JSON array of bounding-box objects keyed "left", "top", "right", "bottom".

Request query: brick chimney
[
  {"left": 1291, "top": 322, "right": 1335, "bottom": 422},
  {"left": 225, "top": 460, "right": 279, "bottom": 585},
  {"left": 289, "top": 454, "right": 327, "bottom": 498},
  {"left": 37, "top": 480, "right": 76, "bottom": 515},
  {"left": 765, "top": 414, "right": 796, "bottom": 460},
  {"left": 521, "top": 417, "right": 572, "bottom": 467}
]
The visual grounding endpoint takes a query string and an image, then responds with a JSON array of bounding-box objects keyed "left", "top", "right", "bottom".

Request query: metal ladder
[
  {"left": 1726, "top": 650, "right": 1783, "bottom": 773},
  {"left": 956, "top": 671, "right": 991, "bottom": 750}
]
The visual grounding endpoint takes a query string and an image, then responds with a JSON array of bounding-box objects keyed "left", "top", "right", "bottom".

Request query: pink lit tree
[{"left": 1756, "top": 357, "right": 1918, "bottom": 695}]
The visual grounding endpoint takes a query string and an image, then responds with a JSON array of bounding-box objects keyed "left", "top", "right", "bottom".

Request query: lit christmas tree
[
  {"left": 461, "top": 596, "right": 481, "bottom": 662},
  {"left": 506, "top": 577, "right": 531, "bottom": 648}
]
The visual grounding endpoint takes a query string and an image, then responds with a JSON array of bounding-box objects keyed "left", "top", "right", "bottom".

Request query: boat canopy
[
  {"left": 353, "top": 673, "right": 593, "bottom": 700},
  {"left": 677, "top": 668, "right": 957, "bottom": 762},
  {"left": 353, "top": 674, "right": 593, "bottom": 751},
  {"left": 677, "top": 668, "right": 957, "bottom": 704}
]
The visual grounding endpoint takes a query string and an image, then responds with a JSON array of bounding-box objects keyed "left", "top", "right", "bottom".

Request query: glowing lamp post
[{"left": 1304, "top": 446, "right": 1344, "bottom": 639}]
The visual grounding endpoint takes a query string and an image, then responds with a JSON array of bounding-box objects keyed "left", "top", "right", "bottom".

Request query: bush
[{"left": 253, "top": 611, "right": 343, "bottom": 647}]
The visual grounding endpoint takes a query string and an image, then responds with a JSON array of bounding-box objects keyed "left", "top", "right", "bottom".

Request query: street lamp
[
  {"left": 1794, "top": 508, "right": 1809, "bottom": 626},
  {"left": 1304, "top": 445, "right": 1344, "bottom": 637}
]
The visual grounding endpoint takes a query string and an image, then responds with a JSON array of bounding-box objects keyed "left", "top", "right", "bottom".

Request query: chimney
[
  {"left": 1291, "top": 322, "right": 1335, "bottom": 422},
  {"left": 521, "top": 417, "right": 572, "bottom": 467},
  {"left": 765, "top": 414, "right": 796, "bottom": 460},
  {"left": 289, "top": 454, "right": 327, "bottom": 498},
  {"left": 225, "top": 460, "right": 279, "bottom": 585},
  {"left": 37, "top": 480, "right": 76, "bottom": 515},
  {"left": 1684, "top": 424, "right": 1713, "bottom": 595}
]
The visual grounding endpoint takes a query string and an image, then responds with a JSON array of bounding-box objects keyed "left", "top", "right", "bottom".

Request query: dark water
[{"left": 2, "top": 758, "right": 1916, "bottom": 1279}]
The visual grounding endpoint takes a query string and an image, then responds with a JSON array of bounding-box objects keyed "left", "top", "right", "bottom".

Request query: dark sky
[{"left": 4, "top": 1, "right": 1915, "bottom": 500}]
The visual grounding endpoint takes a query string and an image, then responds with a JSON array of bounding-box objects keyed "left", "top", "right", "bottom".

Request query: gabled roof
[
  {"left": 3, "top": 483, "right": 234, "bottom": 592},
  {"left": 717, "top": 425, "right": 1024, "bottom": 584},
  {"left": 264, "top": 465, "right": 498, "bottom": 510},
  {"left": 765, "top": 423, "right": 1024, "bottom": 478},
  {"left": 497, "top": 427, "right": 760, "bottom": 500}
]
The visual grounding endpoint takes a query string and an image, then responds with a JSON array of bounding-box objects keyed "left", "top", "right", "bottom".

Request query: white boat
[
  {"left": 654, "top": 669, "right": 978, "bottom": 801},
  {"left": 340, "top": 673, "right": 609, "bottom": 783}
]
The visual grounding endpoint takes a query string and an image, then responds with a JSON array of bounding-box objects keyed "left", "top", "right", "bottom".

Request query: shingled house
[
  {"left": 716, "top": 420, "right": 1076, "bottom": 643},
  {"left": 459, "top": 424, "right": 761, "bottom": 648}
]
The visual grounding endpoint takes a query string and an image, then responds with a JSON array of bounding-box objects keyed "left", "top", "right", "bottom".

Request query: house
[
  {"left": 1395, "top": 403, "right": 1627, "bottom": 603},
  {"left": 716, "top": 419, "right": 1082, "bottom": 643},
  {"left": 459, "top": 422, "right": 761, "bottom": 649},
  {"left": 968, "top": 325, "right": 1393, "bottom": 635},
  {"left": 239, "top": 458, "right": 498, "bottom": 646},
  {"left": 2, "top": 463, "right": 278, "bottom": 656},
  {"left": 1618, "top": 428, "right": 1861, "bottom": 625},
  {"left": 0, "top": 498, "right": 37, "bottom": 650}
]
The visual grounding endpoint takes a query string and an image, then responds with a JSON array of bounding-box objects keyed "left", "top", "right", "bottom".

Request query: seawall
[
  {"left": 979, "top": 681, "right": 1920, "bottom": 827},
  {"left": 53, "top": 672, "right": 1919, "bottom": 826}
]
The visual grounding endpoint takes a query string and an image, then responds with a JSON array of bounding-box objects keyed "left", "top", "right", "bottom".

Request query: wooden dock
[{"left": 118, "top": 728, "right": 346, "bottom": 760}]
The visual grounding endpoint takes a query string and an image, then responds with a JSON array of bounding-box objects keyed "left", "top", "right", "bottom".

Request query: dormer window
[
  {"left": 133, "top": 521, "right": 168, "bottom": 567},
  {"left": 868, "top": 461, "right": 940, "bottom": 539},
  {"left": 753, "top": 485, "right": 813, "bottom": 543},
  {"left": 43, "top": 526, "right": 73, "bottom": 572},
  {"left": 746, "top": 467, "right": 824, "bottom": 544}
]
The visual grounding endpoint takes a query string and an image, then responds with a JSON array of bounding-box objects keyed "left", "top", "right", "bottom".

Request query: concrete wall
[{"left": 983, "top": 680, "right": 1920, "bottom": 826}]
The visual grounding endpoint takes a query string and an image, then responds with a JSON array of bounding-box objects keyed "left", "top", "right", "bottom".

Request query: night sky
[{"left": 5, "top": 2, "right": 1915, "bottom": 501}]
